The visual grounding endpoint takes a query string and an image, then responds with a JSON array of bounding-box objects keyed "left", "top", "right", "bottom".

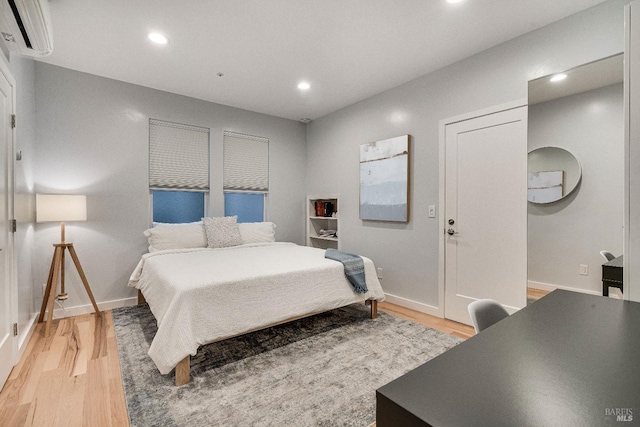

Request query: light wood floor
[
  {"left": 0, "top": 311, "right": 127, "bottom": 427},
  {"left": 0, "top": 290, "right": 548, "bottom": 426},
  {"left": 528, "top": 287, "right": 549, "bottom": 301},
  {"left": 378, "top": 301, "right": 475, "bottom": 340}
]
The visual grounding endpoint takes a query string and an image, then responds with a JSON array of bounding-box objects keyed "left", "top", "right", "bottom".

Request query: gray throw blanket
[{"left": 325, "top": 248, "right": 368, "bottom": 293}]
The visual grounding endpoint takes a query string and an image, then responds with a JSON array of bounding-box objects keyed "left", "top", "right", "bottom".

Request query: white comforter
[{"left": 128, "top": 242, "right": 385, "bottom": 374}]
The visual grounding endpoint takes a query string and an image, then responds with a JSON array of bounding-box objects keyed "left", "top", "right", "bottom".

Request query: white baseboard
[
  {"left": 49, "top": 296, "right": 138, "bottom": 319},
  {"left": 16, "top": 313, "right": 37, "bottom": 361},
  {"left": 383, "top": 292, "right": 443, "bottom": 318},
  {"left": 527, "top": 280, "right": 603, "bottom": 297}
]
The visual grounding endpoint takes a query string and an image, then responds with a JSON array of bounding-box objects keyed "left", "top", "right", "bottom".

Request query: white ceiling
[{"left": 38, "top": 0, "right": 608, "bottom": 121}]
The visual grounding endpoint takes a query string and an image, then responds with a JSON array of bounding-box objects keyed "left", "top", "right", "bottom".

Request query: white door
[
  {"left": 0, "top": 61, "right": 13, "bottom": 388},
  {"left": 444, "top": 106, "right": 527, "bottom": 325}
]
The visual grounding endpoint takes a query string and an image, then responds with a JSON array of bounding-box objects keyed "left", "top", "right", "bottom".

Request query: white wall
[
  {"left": 528, "top": 84, "right": 624, "bottom": 294},
  {"left": 306, "top": 0, "right": 629, "bottom": 311},
  {"left": 34, "top": 63, "right": 307, "bottom": 314}
]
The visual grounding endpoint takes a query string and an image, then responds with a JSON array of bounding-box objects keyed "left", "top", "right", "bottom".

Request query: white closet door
[
  {"left": 0, "top": 60, "right": 13, "bottom": 389},
  {"left": 444, "top": 106, "right": 528, "bottom": 325}
]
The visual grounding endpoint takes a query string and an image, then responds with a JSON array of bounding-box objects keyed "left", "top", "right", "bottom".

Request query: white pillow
[
  {"left": 238, "top": 222, "right": 276, "bottom": 244},
  {"left": 143, "top": 223, "right": 207, "bottom": 253},
  {"left": 203, "top": 216, "right": 243, "bottom": 248},
  {"left": 152, "top": 221, "right": 202, "bottom": 227}
]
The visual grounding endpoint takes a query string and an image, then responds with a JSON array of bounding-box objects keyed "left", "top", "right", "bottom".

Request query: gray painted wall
[
  {"left": 26, "top": 0, "right": 633, "bottom": 315},
  {"left": 306, "top": 0, "right": 629, "bottom": 309},
  {"left": 34, "top": 63, "right": 307, "bottom": 312},
  {"left": 528, "top": 84, "right": 624, "bottom": 294}
]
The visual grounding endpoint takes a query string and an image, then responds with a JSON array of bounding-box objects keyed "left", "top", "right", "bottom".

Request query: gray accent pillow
[{"left": 203, "top": 216, "right": 243, "bottom": 248}]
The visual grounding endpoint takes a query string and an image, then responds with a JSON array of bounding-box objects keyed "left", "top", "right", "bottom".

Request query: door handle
[{"left": 447, "top": 228, "right": 458, "bottom": 236}]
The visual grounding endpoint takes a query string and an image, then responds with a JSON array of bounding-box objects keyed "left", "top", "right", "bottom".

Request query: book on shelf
[
  {"left": 313, "top": 200, "right": 337, "bottom": 218},
  {"left": 324, "top": 202, "right": 334, "bottom": 217}
]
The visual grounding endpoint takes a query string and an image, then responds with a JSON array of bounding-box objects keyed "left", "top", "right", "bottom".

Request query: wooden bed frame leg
[
  {"left": 137, "top": 289, "right": 146, "bottom": 305},
  {"left": 175, "top": 356, "right": 190, "bottom": 386},
  {"left": 370, "top": 300, "right": 378, "bottom": 319}
]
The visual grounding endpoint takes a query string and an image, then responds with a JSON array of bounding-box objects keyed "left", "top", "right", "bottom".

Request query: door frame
[
  {"left": 437, "top": 99, "right": 528, "bottom": 317},
  {"left": 0, "top": 54, "right": 17, "bottom": 384},
  {"left": 625, "top": 3, "right": 635, "bottom": 302}
]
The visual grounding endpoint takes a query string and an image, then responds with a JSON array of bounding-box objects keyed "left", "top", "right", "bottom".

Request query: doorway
[
  {"left": 0, "top": 57, "right": 15, "bottom": 390},
  {"left": 441, "top": 102, "right": 528, "bottom": 325}
]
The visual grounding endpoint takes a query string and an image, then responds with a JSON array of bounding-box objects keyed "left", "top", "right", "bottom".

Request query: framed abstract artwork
[{"left": 359, "top": 135, "right": 409, "bottom": 222}]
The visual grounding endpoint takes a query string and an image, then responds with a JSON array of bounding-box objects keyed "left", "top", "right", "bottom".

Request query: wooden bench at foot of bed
[{"left": 174, "top": 299, "right": 379, "bottom": 386}]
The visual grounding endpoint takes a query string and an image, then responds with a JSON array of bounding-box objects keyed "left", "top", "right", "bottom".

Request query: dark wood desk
[
  {"left": 603, "top": 255, "right": 623, "bottom": 296},
  {"left": 376, "top": 290, "right": 640, "bottom": 426}
]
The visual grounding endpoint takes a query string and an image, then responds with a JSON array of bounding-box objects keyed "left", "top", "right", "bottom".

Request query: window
[
  {"left": 223, "top": 131, "right": 269, "bottom": 223},
  {"left": 153, "top": 190, "right": 205, "bottom": 223},
  {"left": 149, "top": 119, "right": 210, "bottom": 223},
  {"left": 224, "top": 192, "right": 267, "bottom": 223}
]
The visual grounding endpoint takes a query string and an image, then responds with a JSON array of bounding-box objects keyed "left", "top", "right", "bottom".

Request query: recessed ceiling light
[
  {"left": 446, "top": 0, "right": 465, "bottom": 4},
  {"left": 297, "top": 82, "right": 311, "bottom": 90},
  {"left": 550, "top": 73, "right": 567, "bottom": 82},
  {"left": 148, "top": 32, "right": 169, "bottom": 45}
]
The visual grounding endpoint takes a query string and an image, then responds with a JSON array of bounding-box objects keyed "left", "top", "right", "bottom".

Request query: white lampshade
[{"left": 36, "top": 194, "right": 87, "bottom": 223}]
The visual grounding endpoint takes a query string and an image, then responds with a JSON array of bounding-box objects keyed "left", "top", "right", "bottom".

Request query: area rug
[{"left": 112, "top": 303, "right": 461, "bottom": 427}]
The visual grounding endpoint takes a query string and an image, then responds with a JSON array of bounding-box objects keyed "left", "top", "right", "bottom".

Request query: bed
[{"left": 128, "top": 220, "right": 385, "bottom": 385}]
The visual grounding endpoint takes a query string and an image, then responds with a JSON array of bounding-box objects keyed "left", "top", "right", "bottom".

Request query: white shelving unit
[{"left": 307, "top": 195, "right": 339, "bottom": 250}]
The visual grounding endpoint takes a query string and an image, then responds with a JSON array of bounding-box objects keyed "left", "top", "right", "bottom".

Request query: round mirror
[{"left": 527, "top": 147, "right": 581, "bottom": 204}]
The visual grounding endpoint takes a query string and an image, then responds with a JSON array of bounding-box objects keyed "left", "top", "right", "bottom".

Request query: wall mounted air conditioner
[{"left": 0, "top": 0, "right": 52, "bottom": 57}]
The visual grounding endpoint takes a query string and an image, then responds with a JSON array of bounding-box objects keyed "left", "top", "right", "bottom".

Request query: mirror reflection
[
  {"left": 528, "top": 146, "right": 581, "bottom": 204},
  {"left": 527, "top": 53, "right": 624, "bottom": 301}
]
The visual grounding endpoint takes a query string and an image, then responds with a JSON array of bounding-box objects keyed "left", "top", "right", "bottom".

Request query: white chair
[
  {"left": 600, "top": 250, "right": 615, "bottom": 262},
  {"left": 467, "top": 299, "right": 509, "bottom": 333}
]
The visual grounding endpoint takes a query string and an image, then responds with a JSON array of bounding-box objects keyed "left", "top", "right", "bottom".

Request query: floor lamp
[{"left": 36, "top": 194, "right": 100, "bottom": 337}]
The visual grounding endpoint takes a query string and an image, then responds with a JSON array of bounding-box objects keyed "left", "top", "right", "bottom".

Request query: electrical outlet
[
  {"left": 428, "top": 205, "right": 436, "bottom": 218},
  {"left": 377, "top": 268, "right": 383, "bottom": 279},
  {"left": 580, "top": 264, "right": 589, "bottom": 276}
]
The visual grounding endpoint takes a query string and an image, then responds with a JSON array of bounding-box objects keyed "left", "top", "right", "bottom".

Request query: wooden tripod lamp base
[
  {"left": 38, "top": 242, "right": 100, "bottom": 337},
  {"left": 36, "top": 194, "right": 99, "bottom": 337}
]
